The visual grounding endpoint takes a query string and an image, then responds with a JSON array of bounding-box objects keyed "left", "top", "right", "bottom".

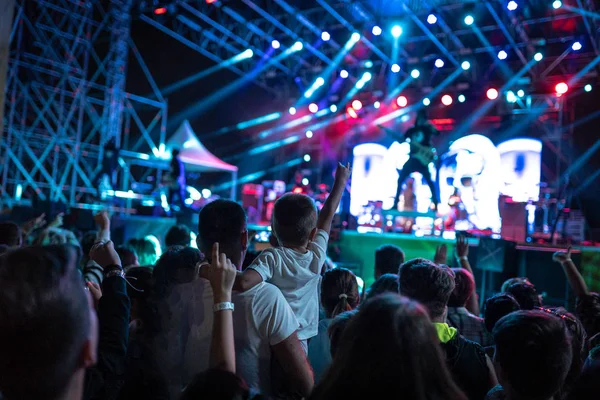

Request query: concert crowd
[{"left": 0, "top": 162, "right": 598, "bottom": 400}]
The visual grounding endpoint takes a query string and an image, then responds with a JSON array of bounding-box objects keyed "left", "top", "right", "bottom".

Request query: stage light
[
  {"left": 427, "top": 14, "right": 437, "bottom": 24},
  {"left": 458, "top": 94, "right": 466, "bottom": 103},
  {"left": 464, "top": 15, "right": 474, "bottom": 26},
  {"left": 302, "top": 178, "right": 309, "bottom": 185},
  {"left": 304, "top": 76, "right": 325, "bottom": 98},
  {"left": 304, "top": 154, "right": 311, "bottom": 162},
  {"left": 555, "top": 82, "right": 568, "bottom": 95},
  {"left": 289, "top": 107, "right": 297, "bottom": 115},
  {"left": 391, "top": 63, "right": 401, "bottom": 73},
  {"left": 154, "top": 7, "right": 168, "bottom": 15},
  {"left": 572, "top": 41, "right": 582, "bottom": 51},
  {"left": 321, "top": 31, "right": 330, "bottom": 41},
  {"left": 365, "top": 60, "right": 373, "bottom": 68},
  {"left": 498, "top": 50, "right": 508, "bottom": 60},
  {"left": 435, "top": 58, "right": 445, "bottom": 68},
  {"left": 347, "top": 107, "right": 358, "bottom": 119},
  {"left": 309, "top": 103, "right": 319, "bottom": 113},
  {"left": 552, "top": 0, "right": 562, "bottom": 9},
  {"left": 423, "top": 98, "right": 431, "bottom": 106},
  {"left": 461, "top": 61, "right": 471, "bottom": 70},
  {"left": 374, "top": 101, "right": 381, "bottom": 109},
  {"left": 362, "top": 72, "right": 372, "bottom": 82},
  {"left": 356, "top": 81, "right": 365, "bottom": 89},
  {"left": 487, "top": 88, "right": 499, "bottom": 100},
  {"left": 372, "top": 25, "right": 382, "bottom": 36},
  {"left": 202, "top": 189, "right": 212, "bottom": 199},
  {"left": 241, "top": 49, "right": 254, "bottom": 59},
  {"left": 441, "top": 94, "right": 453, "bottom": 106},
  {"left": 391, "top": 25, "right": 403, "bottom": 38},
  {"left": 330, "top": 104, "right": 338, "bottom": 112},
  {"left": 517, "top": 89, "right": 525, "bottom": 97},
  {"left": 352, "top": 100, "right": 363, "bottom": 110},
  {"left": 351, "top": 32, "right": 361, "bottom": 42},
  {"left": 306, "top": 130, "right": 313, "bottom": 138},
  {"left": 272, "top": 40, "right": 280, "bottom": 49},
  {"left": 506, "top": 90, "right": 517, "bottom": 103},
  {"left": 534, "top": 52, "right": 543, "bottom": 61},
  {"left": 292, "top": 41, "right": 304, "bottom": 51},
  {"left": 396, "top": 96, "right": 408, "bottom": 107},
  {"left": 410, "top": 69, "right": 420, "bottom": 78},
  {"left": 584, "top": 84, "right": 592, "bottom": 92},
  {"left": 340, "top": 69, "right": 349, "bottom": 79},
  {"left": 507, "top": 1, "right": 518, "bottom": 11}
]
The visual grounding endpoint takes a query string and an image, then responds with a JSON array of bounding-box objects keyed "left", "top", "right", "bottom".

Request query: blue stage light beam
[
  {"left": 468, "top": 23, "right": 513, "bottom": 79},
  {"left": 168, "top": 45, "right": 301, "bottom": 128},
  {"left": 340, "top": 71, "right": 372, "bottom": 106},
  {"left": 160, "top": 49, "right": 253, "bottom": 97},
  {"left": 204, "top": 112, "right": 282, "bottom": 138}
]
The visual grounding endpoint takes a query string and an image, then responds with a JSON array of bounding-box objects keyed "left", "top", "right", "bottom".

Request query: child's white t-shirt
[{"left": 249, "top": 229, "right": 328, "bottom": 340}]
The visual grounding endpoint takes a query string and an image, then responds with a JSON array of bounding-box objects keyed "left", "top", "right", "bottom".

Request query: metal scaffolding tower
[{"left": 1, "top": 0, "right": 168, "bottom": 209}]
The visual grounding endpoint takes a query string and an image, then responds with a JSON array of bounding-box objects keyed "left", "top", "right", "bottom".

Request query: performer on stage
[
  {"left": 162, "top": 148, "right": 186, "bottom": 210},
  {"left": 378, "top": 110, "right": 440, "bottom": 210},
  {"left": 93, "top": 138, "right": 119, "bottom": 200}
]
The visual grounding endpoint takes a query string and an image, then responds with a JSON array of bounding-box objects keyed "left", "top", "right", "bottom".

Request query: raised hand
[
  {"left": 94, "top": 211, "right": 110, "bottom": 231},
  {"left": 208, "top": 242, "right": 237, "bottom": 302},
  {"left": 335, "top": 162, "right": 352, "bottom": 183},
  {"left": 456, "top": 235, "right": 469, "bottom": 258},
  {"left": 89, "top": 240, "right": 122, "bottom": 269},
  {"left": 22, "top": 213, "right": 47, "bottom": 234},
  {"left": 434, "top": 243, "right": 448, "bottom": 265},
  {"left": 552, "top": 246, "right": 572, "bottom": 264},
  {"left": 48, "top": 212, "right": 64, "bottom": 228}
]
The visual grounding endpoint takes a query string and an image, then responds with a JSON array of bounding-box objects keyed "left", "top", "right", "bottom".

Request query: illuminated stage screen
[{"left": 350, "top": 136, "right": 542, "bottom": 233}]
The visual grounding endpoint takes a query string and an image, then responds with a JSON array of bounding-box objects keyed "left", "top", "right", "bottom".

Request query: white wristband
[
  {"left": 459, "top": 256, "right": 468, "bottom": 261},
  {"left": 213, "top": 302, "right": 234, "bottom": 313}
]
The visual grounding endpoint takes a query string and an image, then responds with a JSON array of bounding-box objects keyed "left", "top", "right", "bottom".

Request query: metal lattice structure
[{"left": 1, "top": 0, "right": 168, "bottom": 208}]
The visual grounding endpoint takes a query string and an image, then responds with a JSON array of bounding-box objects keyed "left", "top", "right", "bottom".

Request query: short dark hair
[
  {"left": 493, "top": 310, "right": 572, "bottom": 400},
  {"left": 272, "top": 193, "right": 317, "bottom": 247},
  {"left": 153, "top": 246, "right": 202, "bottom": 297},
  {"left": 127, "top": 237, "right": 158, "bottom": 267},
  {"left": 576, "top": 293, "right": 600, "bottom": 338},
  {"left": 321, "top": 268, "right": 360, "bottom": 318},
  {"left": 197, "top": 200, "right": 246, "bottom": 258},
  {"left": 0, "top": 247, "right": 91, "bottom": 400},
  {"left": 374, "top": 245, "right": 405, "bottom": 277},
  {"left": 501, "top": 276, "right": 531, "bottom": 292},
  {"left": 448, "top": 268, "right": 475, "bottom": 307},
  {"left": 505, "top": 282, "right": 541, "bottom": 310},
  {"left": 483, "top": 293, "right": 520, "bottom": 333},
  {"left": 0, "top": 222, "right": 21, "bottom": 247},
  {"left": 399, "top": 258, "right": 455, "bottom": 319},
  {"left": 165, "top": 224, "right": 191, "bottom": 248},
  {"left": 116, "top": 245, "right": 139, "bottom": 268},
  {"left": 365, "top": 273, "right": 399, "bottom": 300}
]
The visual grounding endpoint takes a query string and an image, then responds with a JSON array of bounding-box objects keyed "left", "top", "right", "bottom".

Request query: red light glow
[
  {"left": 441, "top": 94, "right": 453, "bottom": 106},
  {"left": 206, "top": 0, "right": 218, "bottom": 3},
  {"left": 396, "top": 96, "right": 408, "bottom": 107},
  {"left": 154, "top": 7, "right": 168, "bottom": 15},
  {"left": 555, "top": 82, "right": 568, "bottom": 95},
  {"left": 486, "top": 88, "right": 499, "bottom": 100},
  {"left": 347, "top": 107, "right": 358, "bottom": 119}
]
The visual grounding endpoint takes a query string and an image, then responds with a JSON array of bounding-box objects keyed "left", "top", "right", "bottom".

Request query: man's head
[
  {"left": 116, "top": 245, "right": 139, "bottom": 268},
  {"left": 483, "top": 293, "right": 521, "bottom": 333},
  {"left": 448, "top": 268, "right": 475, "bottom": 308},
  {"left": 399, "top": 258, "right": 455, "bottom": 321},
  {"left": 0, "top": 222, "right": 22, "bottom": 247},
  {"left": 272, "top": 193, "right": 317, "bottom": 247},
  {"left": 505, "top": 282, "right": 542, "bottom": 310},
  {"left": 197, "top": 200, "right": 247, "bottom": 269},
  {"left": 165, "top": 224, "right": 191, "bottom": 248},
  {"left": 0, "top": 246, "right": 98, "bottom": 400},
  {"left": 501, "top": 276, "right": 531, "bottom": 292},
  {"left": 374, "top": 244, "right": 405, "bottom": 279},
  {"left": 493, "top": 310, "right": 572, "bottom": 400}
]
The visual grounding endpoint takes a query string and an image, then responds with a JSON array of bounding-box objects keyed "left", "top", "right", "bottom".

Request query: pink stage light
[
  {"left": 396, "top": 96, "right": 408, "bottom": 107},
  {"left": 441, "top": 94, "right": 453, "bottom": 106},
  {"left": 154, "top": 7, "right": 168, "bottom": 15},
  {"left": 486, "top": 88, "right": 499, "bottom": 100},
  {"left": 555, "top": 82, "right": 568, "bottom": 96},
  {"left": 352, "top": 100, "right": 363, "bottom": 110},
  {"left": 347, "top": 107, "right": 358, "bottom": 119}
]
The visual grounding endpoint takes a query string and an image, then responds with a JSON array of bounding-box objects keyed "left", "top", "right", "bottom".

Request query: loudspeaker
[{"left": 517, "top": 246, "right": 582, "bottom": 309}]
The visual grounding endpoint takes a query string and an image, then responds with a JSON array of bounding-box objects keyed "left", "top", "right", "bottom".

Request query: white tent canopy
[{"left": 166, "top": 120, "right": 238, "bottom": 199}]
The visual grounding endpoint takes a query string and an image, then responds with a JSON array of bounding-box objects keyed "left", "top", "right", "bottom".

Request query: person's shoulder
[{"left": 248, "top": 281, "right": 286, "bottom": 301}]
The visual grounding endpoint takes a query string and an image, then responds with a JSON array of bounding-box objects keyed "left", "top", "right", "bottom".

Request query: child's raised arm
[{"left": 317, "top": 162, "right": 351, "bottom": 235}]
